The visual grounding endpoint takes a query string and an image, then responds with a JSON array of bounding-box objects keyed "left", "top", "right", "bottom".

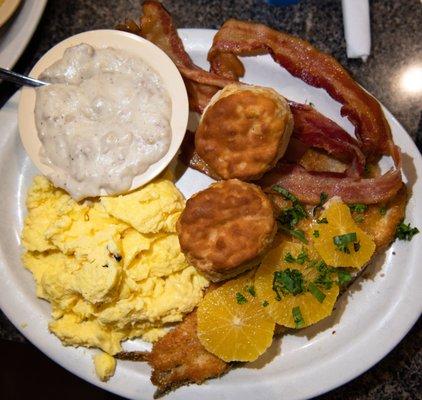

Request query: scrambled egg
[
  {"left": 94, "top": 352, "right": 116, "bottom": 382},
  {"left": 22, "top": 174, "right": 208, "bottom": 380}
]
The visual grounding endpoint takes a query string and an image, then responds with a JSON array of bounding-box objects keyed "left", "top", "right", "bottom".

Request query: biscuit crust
[
  {"left": 195, "top": 84, "right": 293, "bottom": 181},
  {"left": 177, "top": 179, "right": 276, "bottom": 281}
]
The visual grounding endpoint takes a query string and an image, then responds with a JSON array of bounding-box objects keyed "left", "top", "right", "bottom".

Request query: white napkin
[{"left": 341, "top": 0, "right": 371, "bottom": 61}]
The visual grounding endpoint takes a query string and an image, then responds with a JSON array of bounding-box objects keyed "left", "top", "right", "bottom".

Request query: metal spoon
[{"left": 0, "top": 67, "right": 47, "bottom": 87}]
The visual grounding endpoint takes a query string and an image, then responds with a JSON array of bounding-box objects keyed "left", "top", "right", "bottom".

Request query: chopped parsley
[
  {"left": 272, "top": 185, "right": 299, "bottom": 203},
  {"left": 284, "top": 252, "right": 295, "bottom": 263},
  {"left": 313, "top": 192, "right": 328, "bottom": 216},
  {"left": 379, "top": 206, "right": 387, "bottom": 216},
  {"left": 349, "top": 203, "right": 368, "bottom": 213},
  {"left": 246, "top": 285, "right": 256, "bottom": 297},
  {"left": 337, "top": 269, "right": 353, "bottom": 286},
  {"left": 333, "top": 232, "right": 358, "bottom": 254},
  {"left": 262, "top": 300, "right": 269, "bottom": 307},
  {"left": 277, "top": 204, "right": 308, "bottom": 229},
  {"left": 317, "top": 217, "right": 328, "bottom": 224},
  {"left": 313, "top": 260, "right": 334, "bottom": 290},
  {"left": 273, "top": 269, "right": 304, "bottom": 300},
  {"left": 395, "top": 222, "right": 419, "bottom": 241},
  {"left": 296, "top": 250, "right": 308, "bottom": 265},
  {"left": 236, "top": 292, "right": 248, "bottom": 304},
  {"left": 313, "top": 230, "right": 320, "bottom": 238},
  {"left": 283, "top": 250, "right": 307, "bottom": 264},
  {"left": 290, "top": 228, "right": 308, "bottom": 244},
  {"left": 292, "top": 306, "right": 305, "bottom": 328},
  {"left": 308, "top": 282, "right": 326, "bottom": 303},
  {"left": 273, "top": 186, "right": 308, "bottom": 233}
]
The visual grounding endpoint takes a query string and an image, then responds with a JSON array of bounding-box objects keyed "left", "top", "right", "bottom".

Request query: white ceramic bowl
[{"left": 18, "top": 29, "right": 189, "bottom": 197}]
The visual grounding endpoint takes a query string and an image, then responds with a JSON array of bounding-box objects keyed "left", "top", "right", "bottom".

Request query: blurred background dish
[
  {"left": 0, "top": 0, "right": 46, "bottom": 69},
  {"left": 0, "top": 0, "right": 21, "bottom": 28}
]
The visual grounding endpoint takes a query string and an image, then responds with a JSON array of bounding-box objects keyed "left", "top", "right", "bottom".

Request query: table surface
[{"left": 0, "top": 0, "right": 421, "bottom": 399}]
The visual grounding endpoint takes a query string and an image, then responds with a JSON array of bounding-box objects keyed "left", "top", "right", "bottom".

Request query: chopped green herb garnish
[
  {"left": 102, "top": 264, "right": 109, "bottom": 268},
  {"left": 279, "top": 226, "right": 309, "bottom": 244},
  {"left": 290, "top": 228, "right": 308, "bottom": 244},
  {"left": 379, "top": 206, "right": 387, "bottom": 216},
  {"left": 337, "top": 269, "right": 353, "bottom": 286},
  {"left": 273, "top": 269, "right": 304, "bottom": 299},
  {"left": 246, "top": 285, "right": 256, "bottom": 297},
  {"left": 284, "top": 252, "right": 295, "bottom": 263},
  {"left": 262, "top": 300, "right": 269, "bottom": 307},
  {"left": 292, "top": 306, "right": 305, "bottom": 328},
  {"left": 395, "top": 221, "right": 419, "bottom": 241},
  {"left": 296, "top": 250, "right": 308, "bottom": 264},
  {"left": 317, "top": 218, "right": 328, "bottom": 224},
  {"left": 314, "top": 192, "right": 328, "bottom": 216},
  {"left": 333, "top": 232, "right": 358, "bottom": 254},
  {"left": 349, "top": 203, "right": 368, "bottom": 213},
  {"left": 272, "top": 185, "right": 299, "bottom": 203},
  {"left": 313, "top": 230, "right": 320, "bottom": 238},
  {"left": 236, "top": 292, "right": 248, "bottom": 304},
  {"left": 308, "top": 282, "right": 326, "bottom": 303},
  {"left": 313, "top": 260, "right": 334, "bottom": 290},
  {"left": 273, "top": 185, "right": 308, "bottom": 230},
  {"left": 319, "top": 192, "right": 328, "bottom": 206}
]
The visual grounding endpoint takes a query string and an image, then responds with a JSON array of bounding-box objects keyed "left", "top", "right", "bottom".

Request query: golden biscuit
[
  {"left": 195, "top": 84, "right": 293, "bottom": 180},
  {"left": 177, "top": 179, "right": 276, "bottom": 282}
]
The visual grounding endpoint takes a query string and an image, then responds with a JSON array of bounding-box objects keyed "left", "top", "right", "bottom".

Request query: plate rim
[
  {"left": 0, "top": 0, "right": 47, "bottom": 69},
  {"left": 0, "top": 27, "right": 421, "bottom": 400}
]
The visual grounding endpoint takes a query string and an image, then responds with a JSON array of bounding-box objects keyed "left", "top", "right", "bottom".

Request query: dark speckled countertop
[{"left": 0, "top": 1, "right": 421, "bottom": 399}]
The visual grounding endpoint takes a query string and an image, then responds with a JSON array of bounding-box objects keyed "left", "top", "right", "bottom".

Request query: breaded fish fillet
[
  {"left": 149, "top": 310, "right": 229, "bottom": 396},
  {"left": 117, "top": 310, "right": 229, "bottom": 397}
]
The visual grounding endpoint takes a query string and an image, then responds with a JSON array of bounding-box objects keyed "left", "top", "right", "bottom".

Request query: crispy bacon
[
  {"left": 137, "top": 1, "right": 232, "bottom": 112},
  {"left": 258, "top": 163, "right": 402, "bottom": 205},
  {"left": 289, "top": 102, "right": 366, "bottom": 176},
  {"left": 118, "top": 2, "right": 402, "bottom": 205},
  {"left": 208, "top": 19, "right": 394, "bottom": 160},
  {"left": 180, "top": 130, "right": 221, "bottom": 180}
]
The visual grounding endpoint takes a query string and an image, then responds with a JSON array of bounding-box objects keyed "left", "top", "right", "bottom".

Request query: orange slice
[
  {"left": 254, "top": 241, "right": 339, "bottom": 329},
  {"left": 311, "top": 199, "right": 375, "bottom": 269},
  {"left": 197, "top": 272, "right": 275, "bottom": 362}
]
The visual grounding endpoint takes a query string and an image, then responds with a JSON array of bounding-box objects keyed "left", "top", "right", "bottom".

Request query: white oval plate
[
  {"left": 0, "top": 29, "right": 421, "bottom": 400},
  {"left": 18, "top": 29, "right": 189, "bottom": 196},
  {"left": 0, "top": 0, "right": 47, "bottom": 69}
]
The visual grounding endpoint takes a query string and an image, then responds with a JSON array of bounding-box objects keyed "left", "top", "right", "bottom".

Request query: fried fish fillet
[
  {"left": 117, "top": 310, "right": 229, "bottom": 397},
  {"left": 116, "top": 185, "right": 406, "bottom": 396},
  {"left": 149, "top": 310, "right": 229, "bottom": 396}
]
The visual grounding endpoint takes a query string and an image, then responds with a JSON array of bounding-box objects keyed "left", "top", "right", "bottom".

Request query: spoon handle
[{"left": 0, "top": 67, "right": 47, "bottom": 87}]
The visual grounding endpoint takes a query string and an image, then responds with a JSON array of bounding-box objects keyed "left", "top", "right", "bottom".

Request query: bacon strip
[
  {"left": 258, "top": 163, "right": 402, "bottom": 205},
  {"left": 208, "top": 19, "right": 394, "bottom": 159},
  {"left": 118, "top": 2, "right": 402, "bottom": 205},
  {"left": 137, "top": 1, "right": 232, "bottom": 112},
  {"left": 289, "top": 102, "right": 366, "bottom": 176}
]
